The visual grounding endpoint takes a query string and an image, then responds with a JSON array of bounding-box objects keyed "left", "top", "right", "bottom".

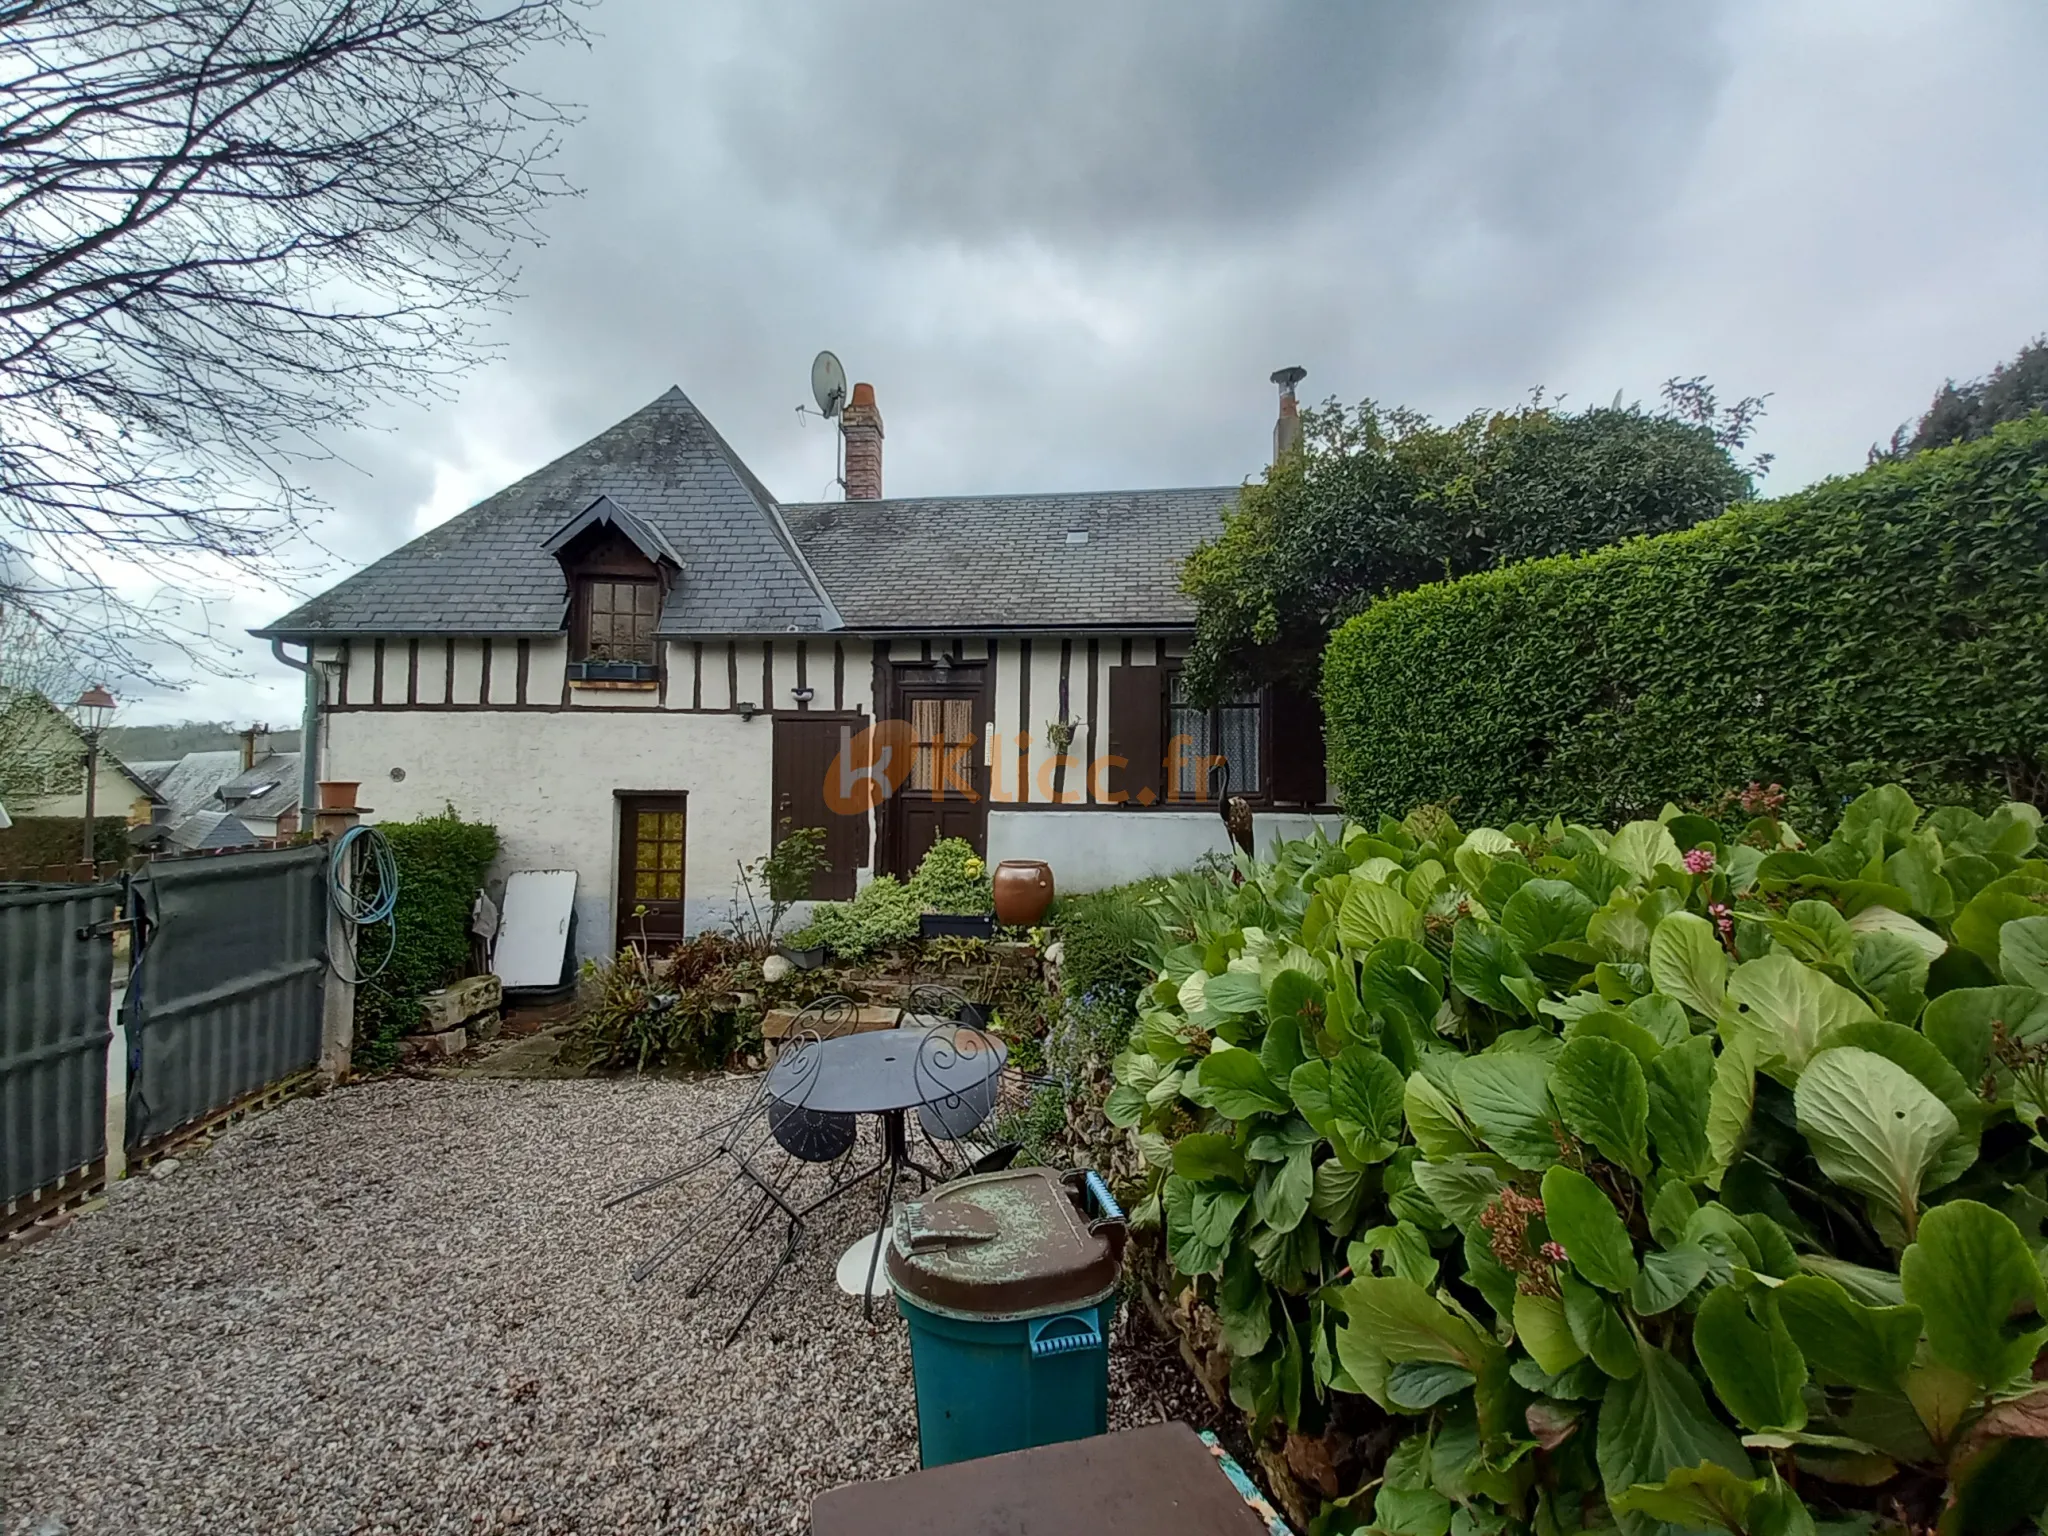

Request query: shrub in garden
[
  {"left": 1323, "top": 418, "right": 2048, "bottom": 831},
  {"left": 909, "top": 837, "right": 992, "bottom": 915},
  {"left": 1054, "top": 885, "right": 1166, "bottom": 1023},
  {"left": 785, "top": 873, "right": 921, "bottom": 958},
  {"left": 1109, "top": 786, "right": 2048, "bottom": 1534},
  {"left": 567, "top": 932, "right": 760, "bottom": 1072},
  {"left": 353, "top": 807, "right": 497, "bottom": 1066}
]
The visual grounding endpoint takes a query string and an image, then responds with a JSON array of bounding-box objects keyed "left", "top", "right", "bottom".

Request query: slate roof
[
  {"left": 217, "top": 753, "right": 301, "bottom": 823},
  {"left": 256, "top": 389, "right": 838, "bottom": 638},
  {"left": 255, "top": 387, "right": 1239, "bottom": 640},
  {"left": 148, "top": 751, "right": 244, "bottom": 816},
  {"left": 780, "top": 487, "right": 1235, "bottom": 629}
]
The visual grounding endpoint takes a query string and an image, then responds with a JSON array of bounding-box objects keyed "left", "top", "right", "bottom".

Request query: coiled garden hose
[{"left": 327, "top": 823, "right": 399, "bottom": 983}]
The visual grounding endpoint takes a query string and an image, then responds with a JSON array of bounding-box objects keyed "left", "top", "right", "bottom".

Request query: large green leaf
[
  {"left": 1825, "top": 1017, "right": 1981, "bottom": 1189},
  {"left": 1542, "top": 1165, "right": 1639, "bottom": 1291},
  {"left": 1838, "top": 783, "right": 1921, "bottom": 850},
  {"left": 1562, "top": 1271, "right": 1638, "bottom": 1378},
  {"left": 1597, "top": 1342, "right": 1754, "bottom": 1536},
  {"left": 1340, "top": 1275, "right": 1493, "bottom": 1369},
  {"left": 1360, "top": 938, "right": 1447, "bottom": 1033},
  {"left": 1793, "top": 1046, "right": 1958, "bottom": 1235},
  {"left": 1291, "top": 1045, "right": 1406, "bottom": 1166},
  {"left": 1452, "top": 920, "right": 1543, "bottom": 1018},
  {"left": 1694, "top": 1286, "right": 1807, "bottom": 1431},
  {"left": 1253, "top": 1145, "right": 1314, "bottom": 1233},
  {"left": 2000, "top": 915, "right": 2048, "bottom": 990},
  {"left": 1609, "top": 1463, "right": 1766, "bottom": 1536},
  {"left": 1921, "top": 986, "right": 2048, "bottom": 1085},
  {"left": 1552, "top": 1035, "right": 1651, "bottom": 1176},
  {"left": 1899, "top": 1199, "right": 2048, "bottom": 1389},
  {"left": 1724, "top": 953, "right": 1873, "bottom": 1083},
  {"left": 1404, "top": 1071, "right": 1478, "bottom": 1159},
  {"left": 1339, "top": 879, "right": 1423, "bottom": 950},
  {"left": 1850, "top": 930, "right": 1930, "bottom": 1024},
  {"left": 1565, "top": 1008, "right": 1664, "bottom": 1066},
  {"left": 1203, "top": 970, "right": 1267, "bottom": 1016},
  {"left": 1705, "top": 1033, "right": 1759, "bottom": 1188},
  {"left": 1629, "top": 994, "right": 1693, "bottom": 1050},
  {"left": 1197, "top": 1046, "right": 1291, "bottom": 1120},
  {"left": 1215, "top": 1244, "right": 1273, "bottom": 1356},
  {"left": 1631, "top": 1244, "right": 1710, "bottom": 1316},
  {"left": 1773, "top": 1273, "right": 1921, "bottom": 1393},
  {"left": 1163, "top": 1175, "right": 1246, "bottom": 1276},
  {"left": 1410, "top": 1158, "right": 1504, "bottom": 1230},
  {"left": 1503, "top": 878, "right": 1597, "bottom": 953},
  {"left": 1646, "top": 1034, "right": 1715, "bottom": 1180},
  {"left": 1259, "top": 1013, "right": 1306, "bottom": 1084},
  {"left": 1610, "top": 820, "right": 1686, "bottom": 883},
  {"left": 1648, "top": 912, "right": 1728, "bottom": 1021},
  {"left": 1954, "top": 875, "right": 2048, "bottom": 967},
  {"left": 1452, "top": 1052, "right": 1561, "bottom": 1171},
  {"left": 1513, "top": 1290, "right": 1585, "bottom": 1375},
  {"left": 1172, "top": 1132, "right": 1248, "bottom": 1186}
]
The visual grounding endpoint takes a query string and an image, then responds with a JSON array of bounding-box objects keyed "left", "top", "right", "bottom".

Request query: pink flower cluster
[{"left": 1683, "top": 848, "right": 1716, "bottom": 876}]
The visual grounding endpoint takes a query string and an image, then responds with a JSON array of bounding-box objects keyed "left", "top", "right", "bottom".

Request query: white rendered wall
[
  {"left": 324, "top": 709, "right": 776, "bottom": 960},
  {"left": 986, "top": 810, "right": 1347, "bottom": 893}
]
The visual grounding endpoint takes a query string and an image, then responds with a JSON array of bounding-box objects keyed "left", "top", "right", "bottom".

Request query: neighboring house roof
[
  {"left": 255, "top": 389, "right": 838, "bottom": 638},
  {"left": 148, "top": 751, "right": 245, "bottom": 816},
  {"left": 216, "top": 753, "right": 301, "bottom": 823},
  {"left": 0, "top": 686, "right": 166, "bottom": 804},
  {"left": 781, "top": 487, "right": 1236, "bottom": 630},
  {"left": 192, "top": 814, "right": 259, "bottom": 851},
  {"left": 128, "top": 759, "right": 179, "bottom": 790}
]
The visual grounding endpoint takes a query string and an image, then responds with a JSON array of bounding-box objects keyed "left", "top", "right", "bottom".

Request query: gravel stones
[{"left": 1, "top": 1076, "right": 1224, "bottom": 1535}]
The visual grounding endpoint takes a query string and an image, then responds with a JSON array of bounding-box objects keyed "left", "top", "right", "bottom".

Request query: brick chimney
[
  {"left": 1271, "top": 365, "right": 1307, "bottom": 462},
  {"left": 841, "top": 381, "right": 883, "bottom": 500}
]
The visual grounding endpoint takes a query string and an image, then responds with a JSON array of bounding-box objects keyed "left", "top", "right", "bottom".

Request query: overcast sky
[{"left": 123, "top": 0, "right": 2048, "bottom": 727}]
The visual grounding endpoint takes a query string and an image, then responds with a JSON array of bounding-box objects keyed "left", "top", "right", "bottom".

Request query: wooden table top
[{"left": 809, "top": 1421, "right": 1280, "bottom": 1536}]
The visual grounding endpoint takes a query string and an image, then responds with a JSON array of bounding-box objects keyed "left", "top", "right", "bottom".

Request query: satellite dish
[{"left": 811, "top": 351, "right": 848, "bottom": 419}]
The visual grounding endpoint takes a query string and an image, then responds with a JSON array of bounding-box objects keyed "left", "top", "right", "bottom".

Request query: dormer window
[
  {"left": 544, "top": 495, "right": 681, "bottom": 684},
  {"left": 577, "top": 577, "right": 657, "bottom": 665}
]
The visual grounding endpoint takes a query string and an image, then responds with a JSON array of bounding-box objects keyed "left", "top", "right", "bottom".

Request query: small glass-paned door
[{"left": 617, "top": 794, "right": 687, "bottom": 952}]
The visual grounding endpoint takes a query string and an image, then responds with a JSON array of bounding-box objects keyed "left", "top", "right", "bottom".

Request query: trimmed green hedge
[
  {"left": 0, "top": 815, "right": 127, "bottom": 873},
  {"left": 1324, "top": 417, "right": 2048, "bottom": 830},
  {"left": 354, "top": 809, "right": 499, "bottom": 1066}
]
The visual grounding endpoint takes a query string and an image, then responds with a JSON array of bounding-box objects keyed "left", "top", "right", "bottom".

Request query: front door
[
  {"left": 617, "top": 793, "right": 687, "bottom": 953},
  {"left": 885, "top": 666, "right": 990, "bottom": 876},
  {"left": 772, "top": 714, "right": 869, "bottom": 899}
]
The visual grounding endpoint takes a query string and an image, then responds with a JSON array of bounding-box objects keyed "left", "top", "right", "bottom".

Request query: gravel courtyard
[{"left": 1, "top": 1075, "right": 1218, "bottom": 1535}]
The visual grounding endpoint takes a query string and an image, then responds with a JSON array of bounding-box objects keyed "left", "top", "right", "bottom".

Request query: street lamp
[{"left": 71, "top": 684, "right": 115, "bottom": 866}]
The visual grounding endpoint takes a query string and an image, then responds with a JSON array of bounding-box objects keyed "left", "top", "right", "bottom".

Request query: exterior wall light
[
  {"left": 791, "top": 685, "right": 815, "bottom": 705},
  {"left": 737, "top": 700, "right": 758, "bottom": 721}
]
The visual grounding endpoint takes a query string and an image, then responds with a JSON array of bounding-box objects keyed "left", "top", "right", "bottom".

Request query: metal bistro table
[{"left": 768, "top": 1024, "right": 1007, "bottom": 1318}]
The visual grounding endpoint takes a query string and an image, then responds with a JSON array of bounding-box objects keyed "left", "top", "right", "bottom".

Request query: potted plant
[{"left": 911, "top": 838, "right": 996, "bottom": 940}]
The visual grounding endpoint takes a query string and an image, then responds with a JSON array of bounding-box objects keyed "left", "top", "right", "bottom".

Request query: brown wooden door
[
  {"left": 772, "top": 714, "right": 869, "bottom": 899},
  {"left": 885, "top": 669, "right": 990, "bottom": 876},
  {"left": 617, "top": 794, "right": 687, "bottom": 953}
]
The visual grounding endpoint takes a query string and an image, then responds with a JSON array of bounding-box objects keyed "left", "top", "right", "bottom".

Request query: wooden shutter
[
  {"left": 1269, "top": 682, "right": 1327, "bottom": 806},
  {"left": 1106, "top": 665, "right": 1164, "bottom": 806}
]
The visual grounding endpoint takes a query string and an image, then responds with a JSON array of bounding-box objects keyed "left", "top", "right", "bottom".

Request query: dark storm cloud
[{"left": 119, "top": 1, "right": 2048, "bottom": 725}]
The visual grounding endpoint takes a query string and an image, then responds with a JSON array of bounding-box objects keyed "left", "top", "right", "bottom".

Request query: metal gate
[
  {"left": 124, "top": 844, "right": 327, "bottom": 1146},
  {"left": 0, "top": 882, "right": 117, "bottom": 1214}
]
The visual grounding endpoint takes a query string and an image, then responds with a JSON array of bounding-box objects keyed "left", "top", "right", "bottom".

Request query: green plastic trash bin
[{"left": 887, "top": 1166, "right": 1128, "bottom": 1468}]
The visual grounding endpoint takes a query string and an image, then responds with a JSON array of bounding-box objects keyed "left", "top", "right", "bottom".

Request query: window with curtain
[
  {"left": 908, "top": 697, "right": 975, "bottom": 792},
  {"left": 1167, "top": 671, "right": 1261, "bottom": 801}
]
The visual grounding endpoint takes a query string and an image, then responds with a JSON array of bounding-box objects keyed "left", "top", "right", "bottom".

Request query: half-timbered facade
[{"left": 256, "top": 386, "right": 1336, "bottom": 957}]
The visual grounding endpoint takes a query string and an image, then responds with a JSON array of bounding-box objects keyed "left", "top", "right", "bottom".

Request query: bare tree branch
[{"left": 0, "top": 0, "right": 588, "bottom": 678}]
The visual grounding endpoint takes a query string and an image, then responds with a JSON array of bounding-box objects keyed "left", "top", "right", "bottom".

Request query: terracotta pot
[
  {"left": 316, "top": 780, "right": 360, "bottom": 810},
  {"left": 992, "top": 859, "right": 1055, "bottom": 926}
]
